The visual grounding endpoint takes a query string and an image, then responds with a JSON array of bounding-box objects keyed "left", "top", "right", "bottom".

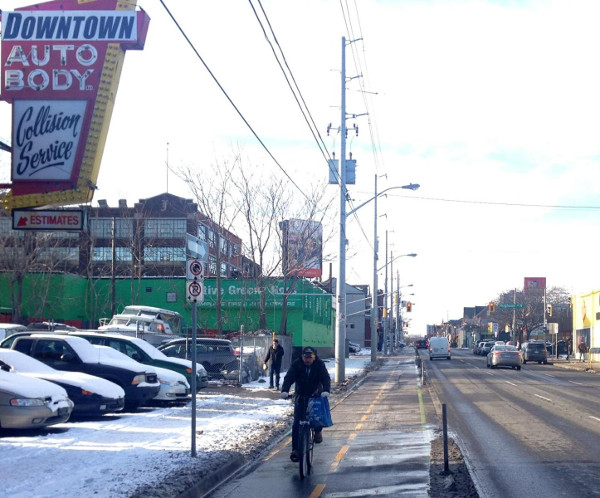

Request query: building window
[
  {"left": 144, "top": 219, "right": 186, "bottom": 239},
  {"left": 91, "top": 247, "right": 132, "bottom": 262},
  {"left": 90, "top": 218, "right": 133, "bottom": 238},
  {"left": 144, "top": 246, "right": 186, "bottom": 262},
  {"left": 38, "top": 247, "right": 79, "bottom": 264},
  {"left": 209, "top": 255, "right": 217, "bottom": 275},
  {"left": 197, "top": 224, "right": 208, "bottom": 242},
  {"left": 208, "top": 229, "right": 216, "bottom": 248},
  {"left": 220, "top": 262, "right": 227, "bottom": 277}
]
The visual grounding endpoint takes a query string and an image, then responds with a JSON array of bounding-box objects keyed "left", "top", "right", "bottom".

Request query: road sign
[
  {"left": 186, "top": 259, "right": 204, "bottom": 280},
  {"left": 186, "top": 280, "right": 204, "bottom": 303},
  {"left": 499, "top": 303, "right": 524, "bottom": 309}
]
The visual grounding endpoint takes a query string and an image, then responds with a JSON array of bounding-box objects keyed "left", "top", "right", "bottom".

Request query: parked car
[
  {"left": 0, "top": 324, "right": 27, "bottom": 341},
  {"left": 486, "top": 345, "right": 522, "bottom": 370},
  {"left": 521, "top": 341, "right": 548, "bottom": 365},
  {"left": 415, "top": 339, "right": 429, "bottom": 349},
  {"left": 158, "top": 337, "right": 237, "bottom": 379},
  {"left": 69, "top": 332, "right": 208, "bottom": 390},
  {"left": 428, "top": 336, "right": 451, "bottom": 360},
  {"left": 348, "top": 341, "right": 361, "bottom": 354},
  {"left": 26, "top": 322, "right": 78, "bottom": 332},
  {"left": 473, "top": 342, "right": 484, "bottom": 355},
  {"left": 0, "top": 349, "right": 125, "bottom": 417},
  {"left": 8, "top": 334, "right": 160, "bottom": 409},
  {"left": 95, "top": 346, "right": 190, "bottom": 404},
  {"left": 0, "top": 362, "right": 74, "bottom": 430}
]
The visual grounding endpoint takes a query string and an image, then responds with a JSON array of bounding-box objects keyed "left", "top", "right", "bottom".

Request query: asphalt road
[
  {"left": 424, "top": 348, "right": 600, "bottom": 498},
  {"left": 208, "top": 350, "right": 435, "bottom": 498}
]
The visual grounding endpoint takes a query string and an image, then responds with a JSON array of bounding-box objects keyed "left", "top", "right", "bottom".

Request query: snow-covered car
[
  {"left": 348, "top": 341, "right": 361, "bottom": 353},
  {"left": 94, "top": 346, "right": 190, "bottom": 403},
  {"left": 0, "top": 363, "right": 74, "bottom": 429},
  {"left": 9, "top": 334, "right": 160, "bottom": 409},
  {"left": 69, "top": 332, "right": 208, "bottom": 390},
  {"left": 0, "top": 349, "right": 125, "bottom": 417}
]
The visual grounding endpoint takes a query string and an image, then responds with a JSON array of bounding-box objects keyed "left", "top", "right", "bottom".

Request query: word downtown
[{"left": 2, "top": 11, "right": 137, "bottom": 42}]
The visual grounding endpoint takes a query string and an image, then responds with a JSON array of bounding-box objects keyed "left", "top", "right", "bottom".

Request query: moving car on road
[
  {"left": 429, "top": 336, "right": 451, "bottom": 360},
  {"left": 415, "top": 339, "right": 429, "bottom": 349},
  {"left": 487, "top": 344, "right": 522, "bottom": 370},
  {"left": 521, "top": 341, "right": 548, "bottom": 365}
]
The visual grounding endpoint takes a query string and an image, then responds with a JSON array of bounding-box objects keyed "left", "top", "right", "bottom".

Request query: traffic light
[
  {"left": 406, "top": 301, "right": 412, "bottom": 312},
  {"left": 488, "top": 301, "right": 495, "bottom": 313},
  {"left": 546, "top": 304, "right": 553, "bottom": 317}
]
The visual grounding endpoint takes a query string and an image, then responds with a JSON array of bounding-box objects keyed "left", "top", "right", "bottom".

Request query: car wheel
[
  {"left": 538, "top": 361, "right": 542, "bottom": 364},
  {"left": 447, "top": 356, "right": 451, "bottom": 360},
  {"left": 517, "top": 366, "right": 521, "bottom": 370},
  {"left": 543, "top": 360, "right": 548, "bottom": 365},
  {"left": 487, "top": 362, "right": 490, "bottom": 368}
]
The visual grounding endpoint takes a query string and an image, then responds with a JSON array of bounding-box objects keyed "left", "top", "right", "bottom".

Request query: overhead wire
[{"left": 158, "top": 0, "right": 312, "bottom": 203}]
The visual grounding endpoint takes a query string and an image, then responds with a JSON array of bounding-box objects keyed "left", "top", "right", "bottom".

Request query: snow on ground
[{"left": 1, "top": 352, "right": 372, "bottom": 498}]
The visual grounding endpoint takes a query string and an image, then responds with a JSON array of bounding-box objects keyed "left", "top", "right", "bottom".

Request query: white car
[
  {"left": 0, "top": 364, "right": 74, "bottom": 429},
  {"left": 94, "top": 346, "right": 190, "bottom": 403},
  {"left": 0, "top": 349, "right": 125, "bottom": 416}
]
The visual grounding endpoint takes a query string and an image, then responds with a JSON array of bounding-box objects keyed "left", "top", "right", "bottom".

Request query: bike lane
[{"left": 207, "top": 349, "right": 434, "bottom": 498}]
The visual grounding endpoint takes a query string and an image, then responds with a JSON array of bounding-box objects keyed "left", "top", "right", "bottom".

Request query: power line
[{"left": 159, "top": 0, "right": 312, "bottom": 203}]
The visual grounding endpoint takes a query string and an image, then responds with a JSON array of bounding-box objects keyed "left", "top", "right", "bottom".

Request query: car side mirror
[{"left": 60, "top": 353, "right": 75, "bottom": 362}]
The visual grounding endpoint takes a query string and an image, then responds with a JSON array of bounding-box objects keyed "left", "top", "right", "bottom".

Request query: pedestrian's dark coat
[
  {"left": 578, "top": 342, "right": 588, "bottom": 354},
  {"left": 281, "top": 355, "right": 331, "bottom": 396},
  {"left": 264, "top": 343, "right": 285, "bottom": 368}
]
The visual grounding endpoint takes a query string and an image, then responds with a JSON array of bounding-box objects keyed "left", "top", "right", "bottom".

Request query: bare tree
[{"left": 177, "top": 155, "right": 241, "bottom": 334}]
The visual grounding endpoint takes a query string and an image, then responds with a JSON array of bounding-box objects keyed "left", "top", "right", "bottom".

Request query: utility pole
[
  {"left": 384, "top": 230, "right": 389, "bottom": 355},
  {"left": 390, "top": 249, "right": 394, "bottom": 353},
  {"left": 334, "top": 36, "right": 348, "bottom": 384},
  {"left": 371, "top": 175, "right": 378, "bottom": 364}
]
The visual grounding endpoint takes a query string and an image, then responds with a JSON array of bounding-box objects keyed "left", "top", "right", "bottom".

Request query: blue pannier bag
[{"left": 308, "top": 396, "right": 333, "bottom": 428}]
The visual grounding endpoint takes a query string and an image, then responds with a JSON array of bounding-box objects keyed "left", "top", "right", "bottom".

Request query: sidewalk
[{"left": 549, "top": 356, "right": 598, "bottom": 373}]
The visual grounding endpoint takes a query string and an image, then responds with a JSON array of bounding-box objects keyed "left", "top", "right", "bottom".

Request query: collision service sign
[
  {"left": 0, "top": 0, "right": 150, "bottom": 212},
  {"left": 12, "top": 209, "right": 86, "bottom": 231}
]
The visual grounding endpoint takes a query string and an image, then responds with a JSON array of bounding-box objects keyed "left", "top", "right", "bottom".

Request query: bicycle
[{"left": 295, "top": 394, "right": 317, "bottom": 479}]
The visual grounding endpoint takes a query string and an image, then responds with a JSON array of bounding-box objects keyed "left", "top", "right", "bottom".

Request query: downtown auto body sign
[{"left": 0, "top": 0, "right": 150, "bottom": 212}]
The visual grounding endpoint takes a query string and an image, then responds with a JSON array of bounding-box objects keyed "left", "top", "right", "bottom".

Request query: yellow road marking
[
  {"left": 329, "top": 445, "right": 349, "bottom": 471},
  {"left": 354, "top": 423, "right": 362, "bottom": 430},
  {"left": 309, "top": 484, "right": 326, "bottom": 497},
  {"left": 349, "top": 433, "right": 357, "bottom": 441}
]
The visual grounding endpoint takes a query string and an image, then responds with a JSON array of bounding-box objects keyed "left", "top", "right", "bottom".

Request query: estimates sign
[
  {"left": 0, "top": 0, "right": 150, "bottom": 212},
  {"left": 12, "top": 208, "right": 85, "bottom": 231}
]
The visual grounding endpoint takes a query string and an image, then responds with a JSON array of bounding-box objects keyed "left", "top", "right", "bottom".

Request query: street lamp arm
[
  {"left": 377, "top": 253, "right": 417, "bottom": 272},
  {"left": 347, "top": 183, "right": 420, "bottom": 217}
]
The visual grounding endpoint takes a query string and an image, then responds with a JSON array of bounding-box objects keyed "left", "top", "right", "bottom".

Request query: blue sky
[{"left": 2, "top": 0, "right": 600, "bottom": 335}]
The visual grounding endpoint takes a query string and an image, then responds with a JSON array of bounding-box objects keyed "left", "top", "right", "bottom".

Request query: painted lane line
[
  {"left": 543, "top": 373, "right": 555, "bottom": 378},
  {"left": 534, "top": 394, "right": 553, "bottom": 403},
  {"left": 589, "top": 416, "right": 600, "bottom": 423},
  {"left": 568, "top": 380, "right": 584, "bottom": 385},
  {"left": 309, "top": 483, "right": 326, "bottom": 498},
  {"left": 505, "top": 381, "right": 518, "bottom": 387},
  {"left": 329, "top": 445, "right": 349, "bottom": 472}
]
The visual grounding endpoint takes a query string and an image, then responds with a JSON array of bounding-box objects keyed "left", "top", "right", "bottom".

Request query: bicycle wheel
[
  {"left": 306, "top": 428, "right": 314, "bottom": 472},
  {"left": 298, "top": 425, "right": 309, "bottom": 479}
]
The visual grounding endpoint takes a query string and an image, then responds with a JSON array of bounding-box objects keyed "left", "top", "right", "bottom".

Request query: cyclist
[{"left": 280, "top": 346, "right": 331, "bottom": 462}]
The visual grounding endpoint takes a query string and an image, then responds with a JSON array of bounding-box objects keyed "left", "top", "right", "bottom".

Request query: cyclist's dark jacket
[{"left": 281, "top": 355, "right": 331, "bottom": 396}]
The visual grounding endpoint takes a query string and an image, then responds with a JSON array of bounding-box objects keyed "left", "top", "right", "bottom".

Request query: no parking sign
[{"left": 186, "top": 258, "right": 205, "bottom": 303}]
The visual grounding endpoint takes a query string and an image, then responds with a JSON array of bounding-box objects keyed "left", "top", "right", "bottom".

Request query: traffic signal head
[
  {"left": 488, "top": 301, "right": 495, "bottom": 313},
  {"left": 547, "top": 304, "right": 553, "bottom": 317},
  {"left": 406, "top": 301, "right": 412, "bottom": 312}
]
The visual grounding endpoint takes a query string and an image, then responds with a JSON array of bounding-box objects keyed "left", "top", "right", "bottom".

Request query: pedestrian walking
[
  {"left": 578, "top": 339, "right": 588, "bottom": 363},
  {"left": 264, "top": 338, "right": 284, "bottom": 390}
]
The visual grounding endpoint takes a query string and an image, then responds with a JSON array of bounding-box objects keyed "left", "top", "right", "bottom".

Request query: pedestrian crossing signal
[{"left": 406, "top": 301, "right": 412, "bottom": 312}]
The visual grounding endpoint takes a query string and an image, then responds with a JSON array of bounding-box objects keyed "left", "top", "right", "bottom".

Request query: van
[{"left": 429, "top": 336, "right": 451, "bottom": 360}]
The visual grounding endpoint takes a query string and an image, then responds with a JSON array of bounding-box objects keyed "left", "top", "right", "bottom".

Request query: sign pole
[{"left": 191, "top": 302, "right": 197, "bottom": 457}]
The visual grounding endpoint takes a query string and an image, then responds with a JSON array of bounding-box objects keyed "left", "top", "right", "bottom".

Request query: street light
[{"left": 335, "top": 172, "right": 420, "bottom": 382}]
